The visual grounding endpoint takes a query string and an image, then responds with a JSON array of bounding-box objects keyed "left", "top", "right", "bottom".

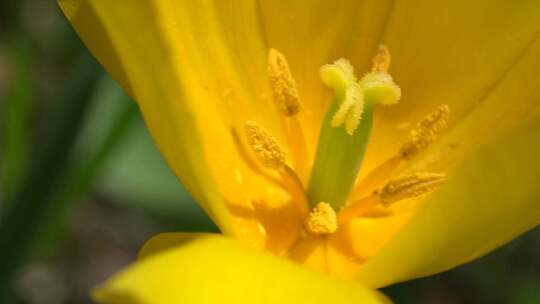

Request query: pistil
[{"left": 307, "top": 46, "right": 401, "bottom": 210}]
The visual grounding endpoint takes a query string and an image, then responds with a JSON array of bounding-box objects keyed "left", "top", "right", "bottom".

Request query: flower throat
[{"left": 242, "top": 46, "right": 448, "bottom": 236}]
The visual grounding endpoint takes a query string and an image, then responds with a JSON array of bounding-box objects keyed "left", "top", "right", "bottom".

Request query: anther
[
  {"left": 268, "top": 49, "right": 300, "bottom": 116},
  {"left": 372, "top": 45, "right": 391, "bottom": 73},
  {"left": 377, "top": 172, "right": 446, "bottom": 206},
  {"left": 400, "top": 105, "right": 450, "bottom": 159},
  {"left": 244, "top": 121, "right": 286, "bottom": 169},
  {"left": 304, "top": 202, "right": 338, "bottom": 235}
]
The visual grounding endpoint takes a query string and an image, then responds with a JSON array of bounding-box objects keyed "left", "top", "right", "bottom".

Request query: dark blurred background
[{"left": 0, "top": 1, "right": 538, "bottom": 303}]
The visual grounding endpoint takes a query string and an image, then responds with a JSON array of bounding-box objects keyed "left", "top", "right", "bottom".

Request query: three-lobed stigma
[
  {"left": 320, "top": 59, "right": 364, "bottom": 135},
  {"left": 319, "top": 53, "right": 401, "bottom": 136}
]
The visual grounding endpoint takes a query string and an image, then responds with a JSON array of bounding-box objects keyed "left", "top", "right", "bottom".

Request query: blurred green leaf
[
  {"left": 34, "top": 74, "right": 139, "bottom": 254},
  {"left": 0, "top": 0, "right": 23, "bottom": 34},
  {"left": 514, "top": 278, "right": 540, "bottom": 304},
  {"left": 1, "top": 39, "right": 33, "bottom": 202},
  {"left": 88, "top": 78, "right": 216, "bottom": 231},
  {"left": 0, "top": 51, "right": 101, "bottom": 301}
]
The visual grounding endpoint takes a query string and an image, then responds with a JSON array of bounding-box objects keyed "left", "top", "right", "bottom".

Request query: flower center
[{"left": 241, "top": 46, "right": 449, "bottom": 237}]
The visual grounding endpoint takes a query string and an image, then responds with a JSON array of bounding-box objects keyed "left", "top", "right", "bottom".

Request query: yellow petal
[
  {"left": 93, "top": 233, "right": 391, "bottom": 304},
  {"left": 58, "top": 0, "right": 232, "bottom": 234},
  {"left": 58, "top": 0, "right": 132, "bottom": 95},
  {"left": 351, "top": 6, "right": 540, "bottom": 283},
  {"left": 410, "top": 30, "right": 540, "bottom": 173},
  {"left": 362, "top": 0, "right": 540, "bottom": 175},
  {"left": 352, "top": 9, "right": 540, "bottom": 286},
  {"left": 58, "top": 0, "right": 306, "bottom": 249},
  {"left": 355, "top": 23, "right": 540, "bottom": 272},
  {"left": 356, "top": 114, "right": 540, "bottom": 288}
]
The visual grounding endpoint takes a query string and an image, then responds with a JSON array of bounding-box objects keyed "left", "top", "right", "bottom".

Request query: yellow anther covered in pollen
[
  {"left": 244, "top": 121, "right": 286, "bottom": 169},
  {"left": 304, "top": 202, "right": 338, "bottom": 235},
  {"left": 372, "top": 45, "right": 391, "bottom": 73},
  {"left": 400, "top": 104, "right": 450, "bottom": 159},
  {"left": 320, "top": 59, "right": 364, "bottom": 135},
  {"left": 268, "top": 49, "right": 300, "bottom": 116},
  {"left": 377, "top": 172, "right": 446, "bottom": 206}
]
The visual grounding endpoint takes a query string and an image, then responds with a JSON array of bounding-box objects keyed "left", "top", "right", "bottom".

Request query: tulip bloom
[{"left": 59, "top": 0, "right": 540, "bottom": 303}]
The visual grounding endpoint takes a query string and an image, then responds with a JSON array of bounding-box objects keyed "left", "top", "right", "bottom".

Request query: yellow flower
[{"left": 59, "top": 0, "right": 540, "bottom": 302}]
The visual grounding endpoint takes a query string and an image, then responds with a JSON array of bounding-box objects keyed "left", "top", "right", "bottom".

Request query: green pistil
[
  {"left": 307, "top": 100, "right": 374, "bottom": 210},
  {"left": 307, "top": 58, "right": 401, "bottom": 210}
]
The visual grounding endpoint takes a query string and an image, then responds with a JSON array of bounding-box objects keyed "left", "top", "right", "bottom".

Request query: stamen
[
  {"left": 372, "top": 45, "right": 391, "bottom": 73},
  {"left": 285, "top": 118, "right": 310, "bottom": 182},
  {"left": 279, "top": 165, "right": 310, "bottom": 214},
  {"left": 244, "top": 121, "right": 286, "bottom": 169},
  {"left": 243, "top": 121, "right": 308, "bottom": 213},
  {"left": 400, "top": 105, "right": 450, "bottom": 159},
  {"left": 267, "top": 49, "right": 309, "bottom": 180},
  {"left": 337, "top": 194, "right": 380, "bottom": 224},
  {"left": 268, "top": 49, "right": 300, "bottom": 116},
  {"left": 350, "top": 104, "right": 450, "bottom": 202},
  {"left": 304, "top": 202, "right": 338, "bottom": 235},
  {"left": 376, "top": 172, "right": 446, "bottom": 206},
  {"left": 231, "top": 128, "right": 285, "bottom": 188}
]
